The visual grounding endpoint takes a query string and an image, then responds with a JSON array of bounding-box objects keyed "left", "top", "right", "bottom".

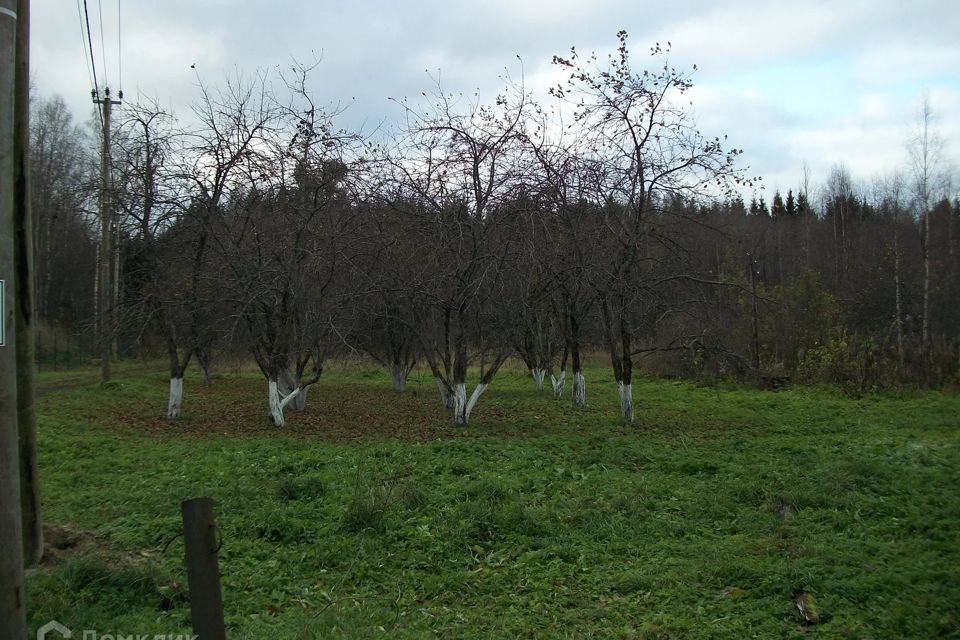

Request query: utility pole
[
  {"left": 0, "top": 0, "right": 29, "bottom": 632},
  {"left": 14, "top": 0, "right": 40, "bottom": 566},
  {"left": 94, "top": 86, "right": 120, "bottom": 382}
]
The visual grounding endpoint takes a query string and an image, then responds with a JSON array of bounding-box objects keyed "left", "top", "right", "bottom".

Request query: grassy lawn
[{"left": 26, "top": 364, "right": 960, "bottom": 638}]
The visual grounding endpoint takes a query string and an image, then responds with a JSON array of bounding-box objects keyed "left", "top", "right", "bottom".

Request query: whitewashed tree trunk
[
  {"left": 618, "top": 381, "right": 634, "bottom": 422},
  {"left": 572, "top": 370, "right": 585, "bottom": 407},
  {"left": 391, "top": 363, "right": 413, "bottom": 392},
  {"left": 465, "top": 383, "right": 488, "bottom": 423},
  {"left": 280, "top": 369, "right": 307, "bottom": 411},
  {"left": 166, "top": 377, "right": 184, "bottom": 420},
  {"left": 452, "top": 382, "right": 488, "bottom": 425},
  {"left": 269, "top": 375, "right": 311, "bottom": 428},
  {"left": 453, "top": 382, "right": 468, "bottom": 425},
  {"left": 531, "top": 368, "right": 546, "bottom": 391},
  {"left": 436, "top": 377, "right": 454, "bottom": 409},
  {"left": 268, "top": 378, "right": 284, "bottom": 427},
  {"left": 550, "top": 371, "right": 566, "bottom": 399}
]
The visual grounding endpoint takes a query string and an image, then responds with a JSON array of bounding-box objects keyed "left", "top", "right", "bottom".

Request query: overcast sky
[{"left": 32, "top": 0, "right": 960, "bottom": 198}]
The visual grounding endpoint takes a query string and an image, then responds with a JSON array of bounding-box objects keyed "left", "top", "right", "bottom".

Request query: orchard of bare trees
[{"left": 29, "top": 34, "right": 960, "bottom": 425}]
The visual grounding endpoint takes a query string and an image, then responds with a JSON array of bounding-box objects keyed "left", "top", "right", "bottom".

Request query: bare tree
[
  {"left": 144, "top": 70, "right": 281, "bottom": 419},
  {"left": 351, "top": 201, "right": 422, "bottom": 392},
  {"left": 30, "top": 95, "right": 96, "bottom": 331},
  {"left": 114, "top": 98, "right": 201, "bottom": 418},
  {"left": 871, "top": 172, "right": 908, "bottom": 370},
  {"left": 210, "top": 62, "right": 366, "bottom": 427},
  {"left": 383, "top": 74, "right": 530, "bottom": 424},
  {"left": 520, "top": 103, "right": 601, "bottom": 405},
  {"left": 550, "top": 32, "right": 750, "bottom": 420},
  {"left": 223, "top": 158, "right": 362, "bottom": 427},
  {"left": 907, "top": 97, "right": 948, "bottom": 377}
]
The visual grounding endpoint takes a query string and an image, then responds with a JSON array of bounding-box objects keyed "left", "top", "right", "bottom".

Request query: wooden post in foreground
[
  {"left": 181, "top": 497, "right": 226, "bottom": 640},
  {"left": 15, "top": 0, "right": 42, "bottom": 567},
  {"left": 0, "top": 0, "right": 28, "bottom": 633}
]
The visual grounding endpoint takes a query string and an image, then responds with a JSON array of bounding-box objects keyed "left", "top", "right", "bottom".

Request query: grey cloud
[{"left": 31, "top": 0, "right": 960, "bottom": 188}]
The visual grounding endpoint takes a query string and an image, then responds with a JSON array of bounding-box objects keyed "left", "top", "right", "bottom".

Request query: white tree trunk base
[
  {"left": 466, "top": 383, "right": 488, "bottom": 422},
  {"left": 572, "top": 371, "right": 585, "bottom": 407},
  {"left": 166, "top": 377, "right": 183, "bottom": 420},
  {"left": 453, "top": 382, "right": 488, "bottom": 425},
  {"left": 551, "top": 371, "right": 566, "bottom": 398},
  {"left": 268, "top": 378, "right": 285, "bottom": 427},
  {"left": 453, "top": 382, "right": 468, "bottom": 425},
  {"left": 618, "top": 381, "right": 634, "bottom": 422},
  {"left": 531, "top": 368, "right": 546, "bottom": 391}
]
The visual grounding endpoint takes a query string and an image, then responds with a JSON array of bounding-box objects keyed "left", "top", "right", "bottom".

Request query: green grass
[{"left": 26, "top": 365, "right": 960, "bottom": 638}]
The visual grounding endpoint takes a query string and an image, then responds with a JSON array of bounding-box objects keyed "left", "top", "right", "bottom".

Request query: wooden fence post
[{"left": 181, "top": 497, "right": 226, "bottom": 640}]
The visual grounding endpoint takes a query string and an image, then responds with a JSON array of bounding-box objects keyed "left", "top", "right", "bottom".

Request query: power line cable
[
  {"left": 116, "top": 0, "right": 122, "bottom": 95},
  {"left": 75, "top": 0, "right": 95, "bottom": 94},
  {"left": 97, "top": 0, "right": 108, "bottom": 87},
  {"left": 82, "top": 0, "right": 103, "bottom": 119}
]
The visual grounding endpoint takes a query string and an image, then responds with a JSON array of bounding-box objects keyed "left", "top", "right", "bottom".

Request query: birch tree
[
  {"left": 30, "top": 95, "right": 96, "bottom": 330},
  {"left": 907, "top": 97, "right": 948, "bottom": 380},
  {"left": 870, "top": 173, "right": 908, "bottom": 371}
]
